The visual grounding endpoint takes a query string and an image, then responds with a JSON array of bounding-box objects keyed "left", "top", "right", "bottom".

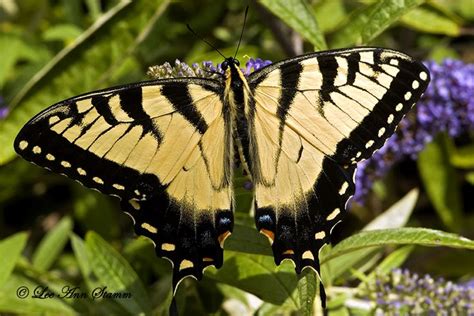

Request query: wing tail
[{"left": 121, "top": 197, "right": 233, "bottom": 293}]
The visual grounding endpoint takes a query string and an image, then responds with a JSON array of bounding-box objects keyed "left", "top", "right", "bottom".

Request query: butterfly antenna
[
  {"left": 234, "top": 5, "right": 249, "bottom": 59},
  {"left": 186, "top": 24, "right": 226, "bottom": 59}
]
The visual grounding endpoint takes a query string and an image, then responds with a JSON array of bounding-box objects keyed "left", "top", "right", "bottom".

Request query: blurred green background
[{"left": 0, "top": 0, "right": 473, "bottom": 315}]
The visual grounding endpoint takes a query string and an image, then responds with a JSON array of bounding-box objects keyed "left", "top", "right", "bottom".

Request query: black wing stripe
[
  {"left": 161, "top": 83, "right": 208, "bottom": 135},
  {"left": 346, "top": 52, "right": 360, "bottom": 85},
  {"left": 278, "top": 61, "right": 302, "bottom": 122},
  {"left": 318, "top": 55, "right": 338, "bottom": 102},
  {"left": 118, "top": 86, "right": 162, "bottom": 141},
  {"left": 92, "top": 95, "right": 118, "bottom": 125}
]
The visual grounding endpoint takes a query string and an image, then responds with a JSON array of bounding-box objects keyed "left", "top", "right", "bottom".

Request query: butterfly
[{"left": 14, "top": 47, "right": 430, "bottom": 307}]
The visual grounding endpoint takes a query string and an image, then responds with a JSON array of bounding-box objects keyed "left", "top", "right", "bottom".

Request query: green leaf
[
  {"left": 434, "top": 0, "right": 474, "bottom": 20},
  {"left": 85, "top": 231, "right": 152, "bottom": 315},
  {"left": 71, "top": 234, "right": 126, "bottom": 315},
  {"left": 297, "top": 270, "right": 318, "bottom": 316},
  {"left": 331, "top": 0, "right": 425, "bottom": 48},
  {"left": 32, "top": 216, "right": 73, "bottom": 271},
  {"left": 73, "top": 188, "right": 120, "bottom": 240},
  {"left": 85, "top": 0, "right": 103, "bottom": 21},
  {"left": 328, "top": 189, "right": 418, "bottom": 280},
  {"left": 363, "top": 189, "right": 418, "bottom": 231},
  {"left": 225, "top": 224, "right": 273, "bottom": 256},
  {"left": 455, "top": 0, "right": 474, "bottom": 19},
  {"left": 258, "top": 0, "right": 327, "bottom": 50},
  {"left": 0, "top": 34, "right": 22, "bottom": 88},
  {"left": 418, "top": 134, "right": 463, "bottom": 231},
  {"left": 0, "top": 273, "right": 76, "bottom": 315},
  {"left": 401, "top": 7, "right": 460, "bottom": 36},
  {"left": 71, "top": 234, "right": 101, "bottom": 290},
  {"left": 207, "top": 224, "right": 297, "bottom": 306},
  {"left": 0, "top": 0, "right": 170, "bottom": 165},
  {"left": 313, "top": 0, "right": 347, "bottom": 33},
  {"left": 42, "top": 24, "right": 84, "bottom": 42},
  {"left": 366, "top": 245, "right": 414, "bottom": 280},
  {"left": 322, "top": 228, "right": 474, "bottom": 265},
  {"left": 0, "top": 232, "right": 28, "bottom": 287},
  {"left": 466, "top": 172, "right": 474, "bottom": 185},
  {"left": 450, "top": 144, "right": 474, "bottom": 168}
]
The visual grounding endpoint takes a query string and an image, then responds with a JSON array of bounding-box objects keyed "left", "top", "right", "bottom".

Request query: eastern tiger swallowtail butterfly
[{"left": 14, "top": 46, "right": 429, "bottom": 308}]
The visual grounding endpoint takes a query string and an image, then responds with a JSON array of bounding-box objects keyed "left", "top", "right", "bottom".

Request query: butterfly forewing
[
  {"left": 14, "top": 78, "right": 234, "bottom": 288},
  {"left": 247, "top": 47, "right": 429, "bottom": 275}
]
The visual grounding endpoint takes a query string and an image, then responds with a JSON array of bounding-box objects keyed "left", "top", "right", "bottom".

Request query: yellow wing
[
  {"left": 246, "top": 48, "right": 430, "bottom": 273},
  {"left": 14, "top": 79, "right": 234, "bottom": 289}
]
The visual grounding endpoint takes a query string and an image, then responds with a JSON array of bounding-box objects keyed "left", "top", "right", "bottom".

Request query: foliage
[{"left": 0, "top": 0, "right": 473, "bottom": 315}]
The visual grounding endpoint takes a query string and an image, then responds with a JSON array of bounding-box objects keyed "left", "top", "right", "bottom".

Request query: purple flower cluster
[
  {"left": 244, "top": 58, "right": 272, "bottom": 76},
  {"left": 147, "top": 58, "right": 271, "bottom": 80},
  {"left": 362, "top": 269, "right": 474, "bottom": 315},
  {"left": 353, "top": 59, "right": 474, "bottom": 203}
]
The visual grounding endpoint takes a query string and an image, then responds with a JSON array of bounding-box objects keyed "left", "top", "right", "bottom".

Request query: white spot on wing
[
  {"left": 315, "top": 231, "right": 326, "bottom": 239},
  {"left": 419, "top": 71, "right": 428, "bottom": 81},
  {"left": 412, "top": 80, "right": 419, "bottom": 89},
  {"left": 179, "top": 259, "right": 194, "bottom": 270},
  {"left": 404, "top": 92, "right": 412, "bottom": 101},
  {"left": 129, "top": 199, "right": 140, "bottom": 210},
  {"left": 387, "top": 114, "right": 394, "bottom": 124},
  {"left": 389, "top": 59, "right": 399, "bottom": 66},
  {"left": 33, "top": 146, "right": 42, "bottom": 154},
  {"left": 93, "top": 177, "right": 104, "bottom": 185},
  {"left": 141, "top": 222, "right": 157, "bottom": 234},
  {"left": 338, "top": 182, "right": 349, "bottom": 195},
  {"left": 161, "top": 243, "right": 176, "bottom": 251},
  {"left": 326, "top": 208, "right": 340, "bottom": 221},
  {"left": 302, "top": 250, "right": 314, "bottom": 260},
  {"left": 113, "top": 183, "right": 125, "bottom": 190},
  {"left": 61, "top": 161, "right": 71, "bottom": 168},
  {"left": 378, "top": 127, "right": 386, "bottom": 137},
  {"left": 19, "top": 141, "right": 28, "bottom": 150},
  {"left": 395, "top": 103, "right": 403, "bottom": 111},
  {"left": 77, "top": 168, "right": 86, "bottom": 176},
  {"left": 365, "top": 140, "right": 374, "bottom": 149},
  {"left": 46, "top": 153, "right": 55, "bottom": 161}
]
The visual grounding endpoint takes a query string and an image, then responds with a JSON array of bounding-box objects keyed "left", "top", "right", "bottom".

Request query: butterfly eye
[{"left": 221, "top": 61, "right": 228, "bottom": 70}]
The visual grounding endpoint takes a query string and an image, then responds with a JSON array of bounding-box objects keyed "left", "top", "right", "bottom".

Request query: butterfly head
[
  {"left": 222, "top": 57, "right": 246, "bottom": 85},
  {"left": 221, "top": 57, "right": 240, "bottom": 70}
]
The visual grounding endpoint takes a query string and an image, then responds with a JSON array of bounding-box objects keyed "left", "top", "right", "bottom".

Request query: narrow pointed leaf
[
  {"left": 259, "top": 0, "right": 327, "bottom": 50},
  {"left": 331, "top": 0, "right": 425, "bottom": 48},
  {"left": 85, "top": 231, "right": 152, "bottom": 315},
  {"left": 418, "top": 134, "right": 462, "bottom": 232},
  {"left": 0, "top": 274, "right": 76, "bottom": 315},
  {"left": 322, "top": 228, "right": 474, "bottom": 265},
  {"left": 401, "top": 7, "right": 460, "bottom": 36},
  {"left": 32, "top": 217, "right": 73, "bottom": 271},
  {"left": 0, "top": 232, "right": 28, "bottom": 287}
]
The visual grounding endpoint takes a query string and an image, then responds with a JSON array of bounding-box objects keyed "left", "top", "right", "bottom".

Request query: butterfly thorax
[{"left": 222, "top": 57, "right": 253, "bottom": 176}]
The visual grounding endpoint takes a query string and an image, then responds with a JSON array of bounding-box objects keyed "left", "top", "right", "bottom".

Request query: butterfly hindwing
[
  {"left": 14, "top": 78, "right": 234, "bottom": 289},
  {"left": 247, "top": 47, "right": 429, "bottom": 274}
]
